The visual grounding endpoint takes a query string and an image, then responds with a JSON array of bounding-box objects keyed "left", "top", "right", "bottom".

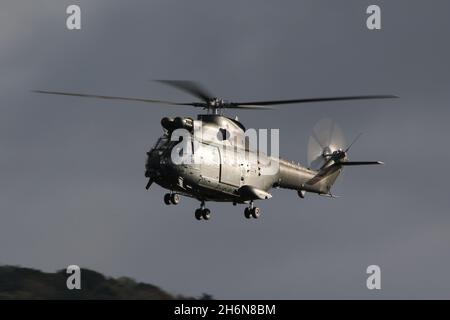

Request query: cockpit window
[{"left": 153, "top": 136, "right": 169, "bottom": 149}]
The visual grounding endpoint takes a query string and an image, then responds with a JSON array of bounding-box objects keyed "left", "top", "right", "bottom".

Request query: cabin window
[{"left": 217, "top": 128, "right": 230, "bottom": 141}]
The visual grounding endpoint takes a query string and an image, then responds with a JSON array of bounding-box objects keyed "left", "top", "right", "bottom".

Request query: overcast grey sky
[{"left": 1, "top": 0, "right": 450, "bottom": 299}]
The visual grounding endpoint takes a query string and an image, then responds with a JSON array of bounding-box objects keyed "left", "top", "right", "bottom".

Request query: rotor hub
[
  {"left": 206, "top": 98, "right": 230, "bottom": 114},
  {"left": 208, "top": 98, "right": 227, "bottom": 108},
  {"left": 334, "top": 149, "right": 347, "bottom": 161}
]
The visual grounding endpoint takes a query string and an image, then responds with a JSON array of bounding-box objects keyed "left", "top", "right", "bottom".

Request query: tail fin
[{"left": 305, "top": 163, "right": 343, "bottom": 194}]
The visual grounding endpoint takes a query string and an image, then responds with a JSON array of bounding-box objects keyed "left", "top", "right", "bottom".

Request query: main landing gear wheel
[
  {"left": 195, "top": 209, "right": 203, "bottom": 220},
  {"left": 170, "top": 193, "right": 180, "bottom": 205},
  {"left": 202, "top": 208, "right": 211, "bottom": 220},
  {"left": 195, "top": 201, "right": 211, "bottom": 221},
  {"left": 244, "top": 204, "right": 261, "bottom": 219},
  {"left": 164, "top": 193, "right": 181, "bottom": 205},
  {"left": 250, "top": 207, "right": 261, "bottom": 219},
  {"left": 164, "top": 193, "right": 171, "bottom": 205},
  {"left": 244, "top": 207, "right": 251, "bottom": 219},
  {"left": 194, "top": 208, "right": 212, "bottom": 221}
]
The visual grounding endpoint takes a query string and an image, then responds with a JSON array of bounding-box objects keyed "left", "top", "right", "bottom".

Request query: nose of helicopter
[{"left": 145, "top": 149, "right": 161, "bottom": 177}]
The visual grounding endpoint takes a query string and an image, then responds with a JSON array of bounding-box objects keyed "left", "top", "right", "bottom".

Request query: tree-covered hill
[{"left": 0, "top": 265, "right": 202, "bottom": 300}]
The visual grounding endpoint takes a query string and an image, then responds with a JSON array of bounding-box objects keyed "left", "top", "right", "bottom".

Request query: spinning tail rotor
[
  {"left": 307, "top": 119, "right": 384, "bottom": 170},
  {"left": 307, "top": 118, "right": 346, "bottom": 170},
  {"left": 304, "top": 118, "right": 384, "bottom": 195}
]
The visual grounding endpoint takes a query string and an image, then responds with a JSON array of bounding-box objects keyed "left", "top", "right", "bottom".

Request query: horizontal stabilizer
[
  {"left": 306, "top": 160, "right": 384, "bottom": 186},
  {"left": 340, "top": 161, "right": 384, "bottom": 166}
]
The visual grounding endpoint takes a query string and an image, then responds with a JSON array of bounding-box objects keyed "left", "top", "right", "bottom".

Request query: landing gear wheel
[
  {"left": 202, "top": 208, "right": 211, "bottom": 220},
  {"left": 251, "top": 207, "right": 261, "bottom": 219},
  {"left": 164, "top": 193, "right": 171, "bottom": 205},
  {"left": 195, "top": 209, "right": 203, "bottom": 220},
  {"left": 244, "top": 207, "right": 251, "bottom": 219},
  {"left": 170, "top": 193, "right": 180, "bottom": 205}
]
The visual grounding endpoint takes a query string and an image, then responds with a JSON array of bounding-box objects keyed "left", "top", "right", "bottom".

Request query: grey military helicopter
[{"left": 34, "top": 81, "right": 396, "bottom": 221}]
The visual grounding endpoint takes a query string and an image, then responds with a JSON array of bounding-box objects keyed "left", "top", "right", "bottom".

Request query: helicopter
[{"left": 34, "top": 81, "right": 397, "bottom": 221}]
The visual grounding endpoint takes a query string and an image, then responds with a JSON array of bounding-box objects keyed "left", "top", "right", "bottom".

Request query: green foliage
[{"left": 0, "top": 265, "right": 182, "bottom": 300}]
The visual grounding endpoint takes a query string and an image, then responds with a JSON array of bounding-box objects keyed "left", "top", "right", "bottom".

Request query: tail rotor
[
  {"left": 307, "top": 118, "right": 346, "bottom": 170},
  {"left": 305, "top": 118, "right": 384, "bottom": 194}
]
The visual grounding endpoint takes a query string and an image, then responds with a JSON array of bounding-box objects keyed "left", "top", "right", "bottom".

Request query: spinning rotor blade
[
  {"left": 153, "top": 81, "right": 273, "bottom": 109},
  {"left": 233, "top": 95, "right": 398, "bottom": 107},
  {"left": 307, "top": 118, "right": 346, "bottom": 169},
  {"left": 154, "top": 80, "right": 213, "bottom": 103},
  {"left": 35, "top": 80, "right": 398, "bottom": 112},
  {"left": 345, "top": 133, "right": 363, "bottom": 153},
  {"left": 32, "top": 90, "right": 200, "bottom": 107},
  {"left": 222, "top": 104, "right": 273, "bottom": 110},
  {"left": 33, "top": 88, "right": 270, "bottom": 110}
]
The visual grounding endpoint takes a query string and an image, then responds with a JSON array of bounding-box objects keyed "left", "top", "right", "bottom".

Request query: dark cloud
[{"left": 1, "top": 0, "right": 450, "bottom": 298}]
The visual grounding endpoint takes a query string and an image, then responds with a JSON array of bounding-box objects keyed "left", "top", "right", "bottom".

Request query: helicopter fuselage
[{"left": 145, "top": 114, "right": 336, "bottom": 203}]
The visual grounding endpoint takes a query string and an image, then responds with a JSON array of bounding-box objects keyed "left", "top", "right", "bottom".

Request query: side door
[
  {"left": 219, "top": 147, "right": 243, "bottom": 187},
  {"left": 198, "top": 143, "right": 220, "bottom": 181}
]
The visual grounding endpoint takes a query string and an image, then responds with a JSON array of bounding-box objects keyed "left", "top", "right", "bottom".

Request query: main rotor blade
[
  {"left": 225, "top": 104, "right": 273, "bottom": 110},
  {"left": 233, "top": 95, "right": 398, "bottom": 107},
  {"left": 32, "top": 90, "right": 201, "bottom": 107},
  {"left": 154, "top": 80, "right": 214, "bottom": 103}
]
